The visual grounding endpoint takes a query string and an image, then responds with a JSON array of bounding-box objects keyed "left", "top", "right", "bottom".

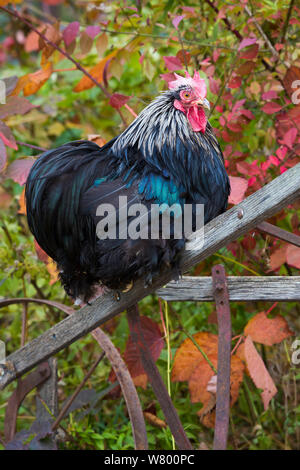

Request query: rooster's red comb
[{"left": 168, "top": 70, "right": 207, "bottom": 98}]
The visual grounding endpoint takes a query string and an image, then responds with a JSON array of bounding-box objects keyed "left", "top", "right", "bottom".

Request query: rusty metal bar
[
  {"left": 127, "top": 304, "right": 193, "bottom": 450},
  {"left": 256, "top": 221, "right": 300, "bottom": 247},
  {"left": 4, "top": 362, "right": 50, "bottom": 443}
]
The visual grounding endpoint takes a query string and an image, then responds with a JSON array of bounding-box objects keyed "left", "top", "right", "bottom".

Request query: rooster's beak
[{"left": 193, "top": 98, "right": 210, "bottom": 110}]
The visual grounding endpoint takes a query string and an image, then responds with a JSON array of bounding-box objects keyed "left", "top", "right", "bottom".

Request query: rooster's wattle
[{"left": 25, "top": 71, "right": 230, "bottom": 302}]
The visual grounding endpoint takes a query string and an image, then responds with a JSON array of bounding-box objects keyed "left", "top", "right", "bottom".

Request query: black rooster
[{"left": 26, "top": 71, "right": 230, "bottom": 302}]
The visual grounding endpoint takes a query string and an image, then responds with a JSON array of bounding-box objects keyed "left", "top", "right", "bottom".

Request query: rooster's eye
[{"left": 182, "top": 91, "right": 191, "bottom": 100}]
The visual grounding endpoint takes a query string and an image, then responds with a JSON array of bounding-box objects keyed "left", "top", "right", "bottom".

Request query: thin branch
[
  {"left": 208, "top": 51, "right": 239, "bottom": 118},
  {"left": 177, "top": 29, "right": 189, "bottom": 72},
  {"left": 281, "top": 0, "right": 295, "bottom": 44},
  {"left": 15, "top": 141, "right": 47, "bottom": 152},
  {"left": 204, "top": 0, "right": 242, "bottom": 41},
  {"left": 74, "top": 27, "right": 236, "bottom": 50},
  {"left": 244, "top": 5, "right": 279, "bottom": 60},
  {"left": 51, "top": 353, "right": 104, "bottom": 431}
]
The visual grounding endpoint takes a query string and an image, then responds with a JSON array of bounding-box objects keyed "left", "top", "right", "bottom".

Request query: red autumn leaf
[
  {"left": 5, "top": 157, "right": 35, "bottom": 185},
  {"left": 172, "top": 15, "right": 185, "bottom": 30},
  {"left": 163, "top": 56, "right": 182, "bottom": 72},
  {"left": 240, "top": 109, "right": 255, "bottom": 120},
  {"left": 286, "top": 244, "right": 300, "bottom": 269},
  {"left": 262, "top": 90, "right": 278, "bottom": 100},
  {"left": 34, "top": 240, "right": 50, "bottom": 264},
  {"left": 227, "top": 121, "right": 243, "bottom": 133},
  {"left": 209, "top": 77, "right": 220, "bottom": 95},
  {"left": 109, "top": 93, "right": 131, "bottom": 109},
  {"left": 269, "top": 155, "right": 280, "bottom": 166},
  {"left": 160, "top": 73, "right": 175, "bottom": 84},
  {"left": 236, "top": 61, "right": 256, "bottom": 76},
  {"left": 85, "top": 25, "right": 101, "bottom": 39},
  {"left": 244, "top": 336, "right": 277, "bottom": 410},
  {"left": 0, "top": 138, "right": 7, "bottom": 173},
  {"left": 262, "top": 102, "right": 282, "bottom": 114},
  {"left": 236, "top": 161, "right": 260, "bottom": 177},
  {"left": 0, "top": 96, "right": 35, "bottom": 120},
  {"left": 42, "top": 0, "right": 64, "bottom": 4},
  {"left": 25, "top": 30, "right": 41, "bottom": 53},
  {"left": 276, "top": 107, "right": 300, "bottom": 155},
  {"left": 228, "top": 76, "right": 242, "bottom": 89},
  {"left": 244, "top": 311, "right": 293, "bottom": 346},
  {"left": 238, "top": 37, "right": 257, "bottom": 51},
  {"left": 0, "top": 121, "right": 17, "bottom": 150},
  {"left": 239, "top": 44, "right": 259, "bottom": 59},
  {"left": 228, "top": 176, "right": 248, "bottom": 204},
  {"left": 282, "top": 127, "right": 297, "bottom": 149},
  {"left": 276, "top": 146, "right": 288, "bottom": 160},
  {"left": 63, "top": 22, "right": 80, "bottom": 47},
  {"left": 124, "top": 316, "right": 164, "bottom": 380},
  {"left": 176, "top": 49, "right": 191, "bottom": 66}
]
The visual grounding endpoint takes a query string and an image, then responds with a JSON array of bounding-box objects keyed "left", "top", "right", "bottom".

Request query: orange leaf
[
  {"left": 244, "top": 311, "right": 293, "bottom": 346},
  {"left": 171, "top": 332, "right": 218, "bottom": 382},
  {"left": 244, "top": 335, "right": 277, "bottom": 410},
  {"left": 73, "top": 50, "right": 118, "bottom": 92},
  {"left": 269, "top": 244, "right": 287, "bottom": 271},
  {"left": 189, "top": 354, "right": 218, "bottom": 404},
  {"left": 12, "top": 63, "right": 53, "bottom": 97},
  {"left": 133, "top": 374, "right": 148, "bottom": 390},
  {"left": 87, "top": 134, "right": 106, "bottom": 147},
  {"left": 40, "top": 23, "right": 61, "bottom": 64},
  {"left": 0, "top": 0, "right": 22, "bottom": 5},
  {"left": 189, "top": 355, "right": 244, "bottom": 405},
  {"left": 197, "top": 355, "right": 245, "bottom": 429},
  {"left": 34, "top": 240, "right": 59, "bottom": 284},
  {"left": 229, "top": 355, "right": 245, "bottom": 405},
  {"left": 46, "top": 260, "right": 59, "bottom": 285},
  {"left": 18, "top": 187, "right": 26, "bottom": 215}
]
